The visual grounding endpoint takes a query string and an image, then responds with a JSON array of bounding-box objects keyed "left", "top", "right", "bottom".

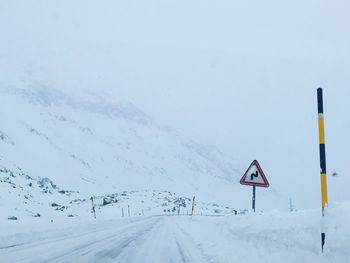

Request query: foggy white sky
[{"left": 0, "top": 0, "right": 350, "bottom": 209}]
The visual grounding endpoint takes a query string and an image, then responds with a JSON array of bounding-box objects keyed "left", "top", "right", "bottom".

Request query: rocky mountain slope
[{"left": 0, "top": 86, "right": 252, "bottom": 220}]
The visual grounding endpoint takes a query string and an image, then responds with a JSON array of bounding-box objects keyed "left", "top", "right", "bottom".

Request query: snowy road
[
  {"left": 1, "top": 208, "right": 349, "bottom": 263},
  {"left": 1, "top": 216, "right": 210, "bottom": 263}
]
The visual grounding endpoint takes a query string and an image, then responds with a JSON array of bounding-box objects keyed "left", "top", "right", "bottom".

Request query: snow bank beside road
[{"left": 178, "top": 202, "right": 350, "bottom": 263}]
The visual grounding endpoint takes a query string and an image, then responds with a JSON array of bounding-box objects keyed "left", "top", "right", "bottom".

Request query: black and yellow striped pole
[{"left": 317, "top": 88, "right": 328, "bottom": 253}]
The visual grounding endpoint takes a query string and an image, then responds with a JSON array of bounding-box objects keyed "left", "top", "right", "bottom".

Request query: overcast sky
[{"left": 1, "top": 0, "right": 350, "bottom": 209}]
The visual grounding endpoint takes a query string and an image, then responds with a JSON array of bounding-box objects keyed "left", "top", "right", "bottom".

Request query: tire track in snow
[
  {"left": 172, "top": 219, "right": 211, "bottom": 263},
  {"left": 44, "top": 217, "right": 162, "bottom": 263},
  {"left": 1, "top": 217, "right": 149, "bottom": 251},
  {"left": 175, "top": 240, "right": 189, "bottom": 263},
  {"left": 2, "top": 216, "right": 213, "bottom": 263},
  {"left": 1, "top": 217, "right": 161, "bottom": 263},
  {"left": 92, "top": 217, "right": 163, "bottom": 261},
  {"left": 115, "top": 216, "right": 211, "bottom": 263}
]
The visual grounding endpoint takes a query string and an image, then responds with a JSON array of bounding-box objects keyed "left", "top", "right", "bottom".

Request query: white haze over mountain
[{"left": 1, "top": 0, "right": 350, "bottom": 210}]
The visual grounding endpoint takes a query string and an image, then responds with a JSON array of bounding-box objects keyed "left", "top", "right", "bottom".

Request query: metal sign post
[{"left": 252, "top": 185, "right": 256, "bottom": 212}]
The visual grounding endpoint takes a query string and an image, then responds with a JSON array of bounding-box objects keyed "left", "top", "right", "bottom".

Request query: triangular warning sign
[{"left": 240, "top": 160, "right": 269, "bottom": 187}]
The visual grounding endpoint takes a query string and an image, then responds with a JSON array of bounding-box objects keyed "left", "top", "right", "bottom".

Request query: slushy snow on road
[{"left": 1, "top": 203, "right": 349, "bottom": 263}]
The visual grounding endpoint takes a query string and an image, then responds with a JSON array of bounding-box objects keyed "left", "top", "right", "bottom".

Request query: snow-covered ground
[{"left": 1, "top": 202, "right": 348, "bottom": 263}]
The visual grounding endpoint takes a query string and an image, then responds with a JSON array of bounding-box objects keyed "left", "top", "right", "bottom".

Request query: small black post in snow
[
  {"left": 90, "top": 197, "right": 96, "bottom": 219},
  {"left": 191, "top": 196, "right": 196, "bottom": 216}
]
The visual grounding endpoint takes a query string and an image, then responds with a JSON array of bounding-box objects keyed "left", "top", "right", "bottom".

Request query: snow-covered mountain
[{"left": 1, "top": 86, "right": 269, "bottom": 220}]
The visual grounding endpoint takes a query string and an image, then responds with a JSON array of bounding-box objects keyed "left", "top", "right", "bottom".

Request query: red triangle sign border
[{"left": 240, "top": 160, "right": 270, "bottom": 188}]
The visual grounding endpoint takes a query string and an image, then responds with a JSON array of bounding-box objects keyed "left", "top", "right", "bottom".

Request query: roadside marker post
[
  {"left": 90, "top": 197, "right": 96, "bottom": 219},
  {"left": 317, "top": 88, "right": 329, "bottom": 253},
  {"left": 191, "top": 196, "right": 196, "bottom": 216},
  {"left": 240, "top": 160, "right": 269, "bottom": 212}
]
